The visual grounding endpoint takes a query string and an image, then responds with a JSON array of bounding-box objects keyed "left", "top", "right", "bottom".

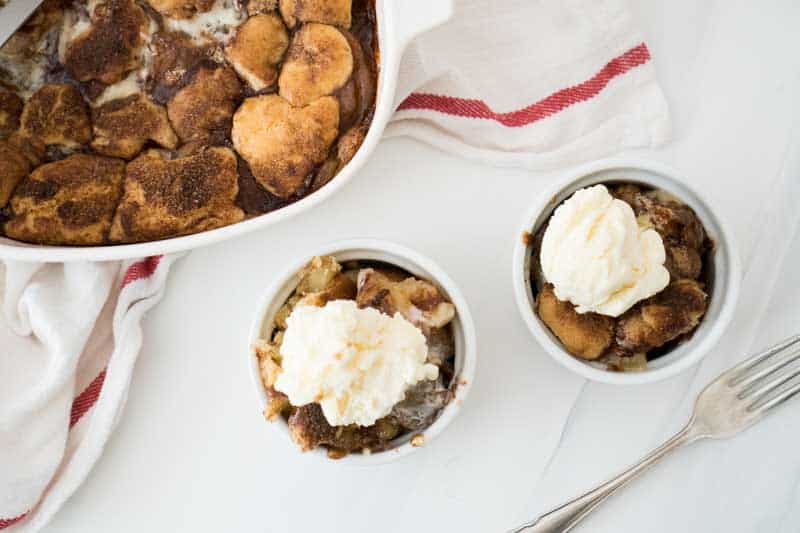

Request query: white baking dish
[{"left": 0, "top": 0, "right": 454, "bottom": 262}]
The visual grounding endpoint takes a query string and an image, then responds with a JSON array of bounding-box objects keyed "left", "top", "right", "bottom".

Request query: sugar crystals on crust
[
  {"left": 225, "top": 13, "right": 289, "bottom": 91},
  {"left": 167, "top": 64, "right": 243, "bottom": 144},
  {"left": 5, "top": 154, "right": 125, "bottom": 245},
  {"left": 92, "top": 94, "right": 178, "bottom": 159},
  {"left": 278, "top": 23, "right": 353, "bottom": 107},
  {"left": 232, "top": 94, "right": 339, "bottom": 198},
  {"left": 20, "top": 84, "right": 92, "bottom": 149},
  {"left": 110, "top": 147, "right": 244, "bottom": 243},
  {"left": 63, "top": 0, "right": 148, "bottom": 85},
  {"left": 279, "top": 0, "right": 351, "bottom": 29}
]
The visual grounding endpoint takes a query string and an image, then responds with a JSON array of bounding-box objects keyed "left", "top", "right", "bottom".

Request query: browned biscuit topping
[
  {"left": 109, "top": 147, "right": 244, "bottom": 242},
  {"left": 225, "top": 13, "right": 289, "bottom": 91},
  {"left": 19, "top": 84, "right": 92, "bottom": 149},
  {"left": 232, "top": 94, "right": 339, "bottom": 198},
  {"left": 0, "top": 134, "right": 43, "bottom": 207},
  {"left": 0, "top": 89, "right": 23, "bottom": 138},
  {"left": 278, "top": 23, "right": 353, "bottom": 107},
  {"left": 63, "top": 0, "right": 148, "bottom": 85},
  {"left": 279, "top": 0, "right": 352, "bottom": 29},
  {"left": 5, "top": 154, "right": 125, "bottom": 245},
  {"left": 537, "top": 283, "right": 615, "bottom": 360},
  {"left": 91, "top": 93, "right": 178, "bottom": 159},
  {"left": 167, "top": 64, "right": 243, "bottom": 144},
  {"left": 616, "top": 279, "right": 708, "bottom": 353}
]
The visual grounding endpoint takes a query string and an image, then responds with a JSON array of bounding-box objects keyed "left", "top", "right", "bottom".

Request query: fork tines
[{"left": 726, "top": 334, "right": 800, "bottom": 413}]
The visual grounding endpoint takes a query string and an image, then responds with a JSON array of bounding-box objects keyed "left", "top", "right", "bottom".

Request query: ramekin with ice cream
[
  {"left": 513, "top": 158, "right": 741, "bottom": 385},
  {"left": 249, "top": 239, "right": 476, "bottom": 463}
]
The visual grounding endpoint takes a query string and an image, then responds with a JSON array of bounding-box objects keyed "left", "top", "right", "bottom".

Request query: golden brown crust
[
  {"left": 225, "top": 13, "right": 289, "bottom": 91},
  {"left": 278, "top": 23, "right": 353, "bottom": 107},
  {"left": 5, "top": 154, "right": 125, "bottom": 245},
  {"left": 91, "top": 94, "right": 178, "bottom": 159},
  {"left": 20, "top": 84, "right": 92, "bottom": 149},
  {"left": 279, "top": 0, "right": 351, "bottom": 28},
  {"left": 167, "top": 64, "right": 243, "bottom": 144},
  {"left": 146, "top": 0, "right": 215, "bottom": 19},
  {"left": 0, "top": 90, "right": 23, "bottom": 138},
  {"left": 0, "top": 136, "right": 37, "bottom": 207},
  {"left": 63, "top": 0, "right": 148, "bottom": 84},
  {"left": 536, "top": 283, "right": 615, "bottom": 360},
  {"left": 616, "top": 279, "right": 708, "bottom": 353},
  {"left": 232, "top": 94, "right": 339, "bottom": 198},
  {"left": 109, "top": 147, "right": 244, "bottom": 243}
]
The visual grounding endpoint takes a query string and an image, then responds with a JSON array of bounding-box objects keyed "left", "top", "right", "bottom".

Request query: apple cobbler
[
  {"left": 529, "top": 183, "right": 713, "bottom": 372},
  {"left": 255, "top": 256, "right": 458, "bottom": 459},
  {"left": 0, "top": 0, "right": 377, "bottom": 245}
]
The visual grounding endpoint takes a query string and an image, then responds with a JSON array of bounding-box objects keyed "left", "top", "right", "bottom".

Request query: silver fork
[{"left": 510, "top": 334, "right": 800, "bottom": 533}]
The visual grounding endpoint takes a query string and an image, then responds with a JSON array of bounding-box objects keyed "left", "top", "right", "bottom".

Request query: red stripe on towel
[
  {"left": 122, "top": 256, "right": 163, "bottom": 287},
  {"left": 1, "top": 255, "right": 164, "bottom": 529},
  {"left": 0, "top": 513, "right": 28, "bottom": 529},
  {"left": 69, "top": 369, "right": 107, "bottom": 428},
  {"left": 397, "top": 43, "right": 651, "bottom": 127}
]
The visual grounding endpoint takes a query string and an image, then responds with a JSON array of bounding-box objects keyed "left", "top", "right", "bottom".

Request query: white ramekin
[
  {"left": 512, "top": 157, "right": 742, "bottom": 385},
  {"left": 248, "top": 239, "right": 477, "bottom": 465},
  {"left": 0, "top": 0, "right": 454, "bottom": 262}
]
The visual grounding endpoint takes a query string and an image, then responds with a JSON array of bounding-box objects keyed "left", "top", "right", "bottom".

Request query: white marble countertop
[{"left": 45, "top": 0, "right": 800, "bottom": 531}]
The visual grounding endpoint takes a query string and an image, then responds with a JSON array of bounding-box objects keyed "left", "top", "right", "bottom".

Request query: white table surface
[{"left": 45, "top": 1, "right": 800, "bottom": 531}]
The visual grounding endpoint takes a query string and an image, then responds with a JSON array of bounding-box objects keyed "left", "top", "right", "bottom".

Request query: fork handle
[{"left": 509, "top": 419, "right": 705, "bottom": 533}]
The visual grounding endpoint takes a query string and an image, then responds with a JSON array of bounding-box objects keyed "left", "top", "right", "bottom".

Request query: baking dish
[{"left": 0, "top": 0, "right": 453, "bottom": 262}]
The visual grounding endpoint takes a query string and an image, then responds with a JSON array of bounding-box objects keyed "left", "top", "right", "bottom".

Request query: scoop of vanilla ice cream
[
  {"left": 274, "top": 300, "right": 439, "bottom": 427},
  {"left": 540, "top": 184, "right": 670, "bottom": 317}
]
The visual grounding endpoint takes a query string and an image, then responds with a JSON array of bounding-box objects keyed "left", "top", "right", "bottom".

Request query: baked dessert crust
[
  {"left": 232, "top": 94, "right": 339, "bottom": 198},
  {"left": 110, "top": 147, "right": 244, "bottom": 243},
  {"left": 5, "top": 154, "right": 125, "bottom": 245},
  {"left": 279, "top": 0, "right": 352, "bottom": 29}
]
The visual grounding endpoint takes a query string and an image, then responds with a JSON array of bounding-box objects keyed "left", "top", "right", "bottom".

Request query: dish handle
[{"left": 384, "top": 0, "right": 454, "bottom": 51}]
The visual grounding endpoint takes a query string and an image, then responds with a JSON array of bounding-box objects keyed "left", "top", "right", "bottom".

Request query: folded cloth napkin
[
  {"left": 386, "top": 0, "right": 671, "bottom": 167},
  {"left": 0, "top": 0, "right": 669, "bottom": 530},
  {"left": 0, "top": 256, "right": 181, "bottom": 531}
]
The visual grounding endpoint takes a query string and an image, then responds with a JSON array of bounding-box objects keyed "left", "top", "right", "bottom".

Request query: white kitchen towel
[
  {"left": 386, "top": 0, "right": 671, "bottom": 168},
  {"left": 0, "top": 256, "right": 181, "bottom": 532},
  {"left": 0, "top": 1, "right": 669, "bottom": 530}
]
